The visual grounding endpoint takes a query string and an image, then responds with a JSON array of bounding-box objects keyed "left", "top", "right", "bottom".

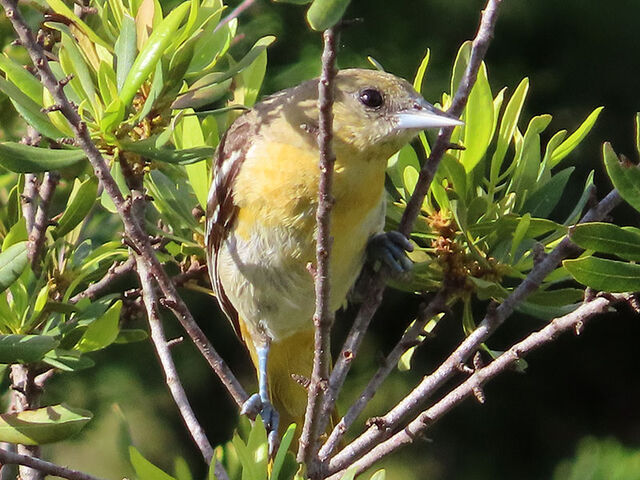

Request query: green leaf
[
  {"left": 549, "top": 107, "right": 603, "bottom": 167},
  {"left": 564, "top": 256, "right": 640, "bottom": 292},
  {"left": 490, "top": 78, "right": 528, "bottom": 184},
  {"left": 2, "top": 217, "right": 27, "bottom": 251},
  {"left": 75, "top": 300, "right": 122, "bottom": 352},
  {"left": 100, "top": 98, "right": 125, "bottom": 133},
  {"left": 0, "top": 54, "right": 42, "bottom": 104},
  {"left": 0, "top": 242, "right": 28, "bottom": 295},
  {"left": 306, "top": 0, "right": 351, "bottom": 31},
  {"left": 56, "top": 25, "right": 97, "bottom": 111},
  {"left": 369, "top": 470, "right": 386, "bottom": 480},
  {"left": 0, "top": 335, "right": 58, "bottom": 363},
  {"left": 412, "top": 49, "right": 430, "bottom": 93},
  {"left": 130, "top": 446, "right": 177, "bottom": 480},
  {"left": 115, "top": 14, "right": 137, "bottom": 91},
  {"left": 53, "top": 177, "right": 98, "bottom": 239},
  {"left": 121, "top": 139, "right": 214, "bottom": 165},
  {"left": 603, "top": 142, "right": 640, "bottom": 214},
  {"left": 0, "top": 403, "right": 92, "bottom": 445},
  {"left": 459, "top": 62, "right": 493, "bottom": 173},
  {"left": 271, "top": 423, "right": 296, "bottom": 480},
  {"left": 0, "top": 143, "right": 86, "bottom": 173},
  {"left": 522, "top": 167, "right": 574, "bottom": 218},
  {"left": 0, "top": 77, "right": 66, "bottom": 140},
  {"left": 120, "top": 2, "right": 190, "bottom": 105},
  {"left": 44, "top": 0, "right": 112, "bottom": 50},
  {"left": 114, "top": 329, "right": 148, "bottom": 344},
  {"left": 43, "top": 349, "right": 95, "bottom": 371},
  {"left": 175, "top": 110, "right": 209, "bottom": 208},
  {"left": 571, "top": 223, "right": 640, "bottom": 262},
  {"left": 236, "top": 47, "right": 267, "bottom": 108}
]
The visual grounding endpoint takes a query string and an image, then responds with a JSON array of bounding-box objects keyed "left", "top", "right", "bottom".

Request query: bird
[{"left": 205, "top": 68, "right": 462, "bottom": 451}]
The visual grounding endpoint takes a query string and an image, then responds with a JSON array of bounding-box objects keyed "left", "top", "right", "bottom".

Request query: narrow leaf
[
  {"left": 522, "top": 167, "right": 574, "bottom": 218},
  {"left": 115, "top": 15, "right": 137, "bottom": 91},
  {"left": 603, "top": 142, "right": 640, "bottom": 213},
  {"left": 0, "top": 143, "right": 86, "bottom": 173},
  {"left": 564, "top": 256, "right": 640, "bottom": 292},
  {"left": 0, "top": 242, "right": 28, "bottom": 294},
  {"left": 549, "top": 107, "right": 603, "bottom": 167},
  {"left": 53, "top": 177, "right": 98, "bottom": 239},
  {"left": 0, "top": 335, "right": 58, "bottom": 364},
  {"left": 0, "top": 404, "right": 92, "bottom": 445},
  {"left": 571, "top": 222, "right": 640, "bottom": 262}
]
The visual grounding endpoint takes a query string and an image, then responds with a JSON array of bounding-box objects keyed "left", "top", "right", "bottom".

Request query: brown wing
[{"left": 205, "top": 115, "right": 255, "bottom": 337}]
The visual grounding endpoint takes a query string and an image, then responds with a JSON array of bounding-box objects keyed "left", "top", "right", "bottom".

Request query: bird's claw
[
  {"left": 368, "top": 231, "right": 414, "bottom": 274},
  {"left": 241, "top": 393, "right": 280, "bottom": 455}
]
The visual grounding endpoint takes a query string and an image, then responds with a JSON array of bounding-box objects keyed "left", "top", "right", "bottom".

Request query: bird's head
[{"left": 328, "top": 69, "right": 462, "bottom": 158}]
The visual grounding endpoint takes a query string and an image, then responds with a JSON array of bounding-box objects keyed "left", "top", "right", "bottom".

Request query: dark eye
[{"left": 359, "top": 88, "right": 384, "bottom": 109}]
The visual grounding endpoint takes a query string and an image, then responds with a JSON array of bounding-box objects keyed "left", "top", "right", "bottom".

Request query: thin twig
[
  {"left": 0, "top": 0, "right": 248, "bottom": 408},
  {"left": 28, "top": 171, "right": 59, "bottom": 275},
  {"left": 297, "top": 26, "right": 339, "bottom": 474},
  {"left": 326, "top": 293, "right": 631, "bottom": 478},
  {"left": 319, "top": 288, "right": 450, "bottom": 460},
  {"left": 318, "top": 0, "right": 504, "bottom": 446},
  {"left": 0, "top": 448, "right": 105, "bottom": 480},
  {"left": 21, "top": 174, "right": 38, "bottom": 234},
  {"left": 213, "top": 0, "right": 255, "bottom": 33},
  {"left": 327, "top": 187, "right": 622, "bottom": 473},
  {"left": 136, "top": 253, "right": 224, "bottom": 474},
  {"left": 69, "top": 257, "right": 136, "bottom": 304}
]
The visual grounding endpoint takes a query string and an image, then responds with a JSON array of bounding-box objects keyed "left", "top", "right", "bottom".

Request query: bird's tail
[{"left": 242, "top": 326, "right": 338, "bottom": 448}]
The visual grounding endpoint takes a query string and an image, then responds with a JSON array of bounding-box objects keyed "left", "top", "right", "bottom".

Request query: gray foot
[
  {"left": 240, "top": 393, "right": 280, "bottom": 455},
  {"left": 368, "top": 231, "right": 414, "bottom": 273}
]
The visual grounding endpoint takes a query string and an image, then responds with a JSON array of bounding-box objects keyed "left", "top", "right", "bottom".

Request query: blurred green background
[{"left": 3, "top": 0, "right": 640, "bottom": 478}]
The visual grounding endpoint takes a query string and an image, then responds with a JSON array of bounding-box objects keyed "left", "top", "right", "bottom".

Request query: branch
[
  {"left": 298, "top": 26, "right": 339, "bottom": 472},
  {"left": 326, "top": 293, "right": 632, "bottom": 478},
  {"left": 319, "top": 288, "right": 450, "bottom": 460},
  {"left": 318, "top": 0, "right": 504, "bottom": 445},
  {"left": 327, "top": 187, "right": 623, "bottom": 473},
  {"left": 21, "top": 174, "right": 38, "bottom": 234},
  {"left": 69, "top": 256, "right": 136, "bottom": 304},
  {"left": 0, "top": 448, "right": 105, "bottom": 480},
  {"left": 0, "top": 0, "right": 248, "bottom": 409},
  {"left": 135, "top": 253, "right": 214, "bottom": 462},
  {"left": 27, "top": 171, "right": 59, "bottom": 275}
]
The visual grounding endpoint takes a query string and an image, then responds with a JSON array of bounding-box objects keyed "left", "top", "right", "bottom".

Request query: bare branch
[
  {"left": 319, "top": 288, "right": 450, "bottom": 459},
  {"left": 319, "top": 0, "right": 504, "bottom": 447},
  {"left": 326, "top": 293, "right": 631, "bottom": 478},
  {"left": 69, "top": 257, "right": 136, "bottom": 304},
  {"left": 0, "top": 0, "right": 248, "bottom": 409},
  {"left": 27, "top": 171, "right": 59, "bottom": 275},
  {"left": 0, "top": 448, "right": 105, "bottom": 480},
  {"left": 327, "top": 187, "right": 622, "bottom": 474},
  {"left": 298, "top": 26, "right": 339, "bottom": 472},
  {"left": 20, "top": 174, "right": 38, "bottom": 234},
  {"left": 135, "top": 254, "right": 214, "bottom": 462}
]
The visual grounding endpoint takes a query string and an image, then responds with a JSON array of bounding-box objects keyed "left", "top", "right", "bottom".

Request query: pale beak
[{"left": 394, "top": 99, "right": 463, "bottom": 130}]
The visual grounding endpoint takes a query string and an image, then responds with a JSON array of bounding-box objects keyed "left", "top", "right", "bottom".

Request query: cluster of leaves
[
  {"left": 386, "top": 42, "right": 602, "bottom": 341},
  {"left": 0, "top": 0, "right": 270, "bottom": 454}
]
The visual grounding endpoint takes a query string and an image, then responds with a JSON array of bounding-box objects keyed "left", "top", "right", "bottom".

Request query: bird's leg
[
  {"left": 367, "top": 231, "right": 414, "bottom": 274},
  {"left": 240, "top": 342, "right": 280, "bottom": 455}
]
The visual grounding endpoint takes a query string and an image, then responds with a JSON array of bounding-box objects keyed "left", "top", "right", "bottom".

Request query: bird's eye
[{"left": 359, "top": 88, "right": 384, "bottom": 109}]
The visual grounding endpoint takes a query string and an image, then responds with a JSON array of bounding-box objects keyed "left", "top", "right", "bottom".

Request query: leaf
[
  {"left": 0, "top": 335, "right": 58, "bottom": 363},
  {"left": 564, "top": 256, "right": 640, "bottom": 292},
  {"left": 549, "top": 107, "right": 603, "bottom": 167},
  {"left": 130, "top": 446, "right": 177, "bottom": 480},
  {"left": 0, "top": 77, "right": 66, "bottom": 140},
  {"left": 53, "top": 177, "right": 98, "bottom": 239},
  {"left": 413, "top": 49, "right": 430, "bottom": 93},
  {"left": 114, "top": 329, "right": 148, "bottom": 344},
  {"left": 570, "top": 222, "right": 640, "bottom": 262},
  {"left": 174, "top": 110, "right": 209, "bottom": 208},
  {"left": 0, "top": 143, "right": 86, "bottom": 173},
  {"left": 522, "top": 167, "right": 574, "bottom": 218},
  {"left": 2, "top": 217, "right": 28, "bottom": 251},
  {"left": 0, "top": 242, "right": 28, "bottom": 294},
  {"left": 369, "top": 470, "right": 386, "bottom": 480},
  {"left": 75, "top": 300, "right": 122, "bottom": 352},
  {"left": 120, "top": 2, "right": 190, "bottom": 105},
  {"left": 0, "top": 54, "right": 42, "bottom": 104},
  {"left": 43, "top": 349, "right": 95, "bottom": 371},
  {"left": 459, "top": 62, "right": 493, "bottom": 173},
  {"left": 603, "top": 142, "right": 640, "bottom": 214},
  {"left": 0, "top": 403, "right": 92, "bottom": 445},
  {"left": 121, "top": 139, "right": 214, "bottom": 165},
  {"left": 306, "top": 0, "right": 352, "bottom": 31},
  {"left": 44, "top": 0, "right": 112, "bottom": 50},
  {"left": 115, "top": 15, "right": 138, "bottom": 91},
  {"left": 490, "top": 78, "right": 529, "bottom": 184},
  {"left": 271, "top": 423, "right": 296, "bottom": 480}
]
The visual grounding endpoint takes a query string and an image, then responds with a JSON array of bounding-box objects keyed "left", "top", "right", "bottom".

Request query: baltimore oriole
[{"left": 205, "top": 68, "right": 461, "bottom": 450}]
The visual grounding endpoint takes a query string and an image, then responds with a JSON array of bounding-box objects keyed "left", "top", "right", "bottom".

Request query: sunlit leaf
[
  {"left": 0, "top": 54, "right": 42, "bottom": 104},
  {"left": 115, "top": 15, "right": 137, "bottom": 91},
  {"left": 130, "top": 446, "right": 177, "bottom": 480},
  {"left": 75, "top": 300, "right": 122, "bottom": 352},
  {"left": 271, "top": 423, "right": 296, "bottom": 480},
  {"left": 460, "top": 62, "right": 493, "bottom": 173},
  {"left": 306, "top": 0, "right": 351, "bottom": 31},
  {"left": 549, "top": 107, "right": 603, "bottom": 167},
  {"left": 53, "top": 177, "right": 98, "bottom": 239}
]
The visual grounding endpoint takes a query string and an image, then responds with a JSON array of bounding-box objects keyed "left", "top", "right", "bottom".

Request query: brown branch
[
  {"left": 0, "top": 0, "right": 248, "bottom": 409},
  {"left": 318, "top": 288, "right": 450, "bottom": 460},
  {"left": 0, "top": 448, "right": 105, "bottom": 480},
  {"left": 326, "top": 187, "right": 623, "bottom": 474},
  {"left": 135, "top": 253, "right": 226, "bottom": 475},
  {"left": 27, "top": 171, "right": 59, "bottom": 275},
  {"left": 20, "top": 174, "right": 38, "bottom": 234},
  {"left": 298, "top": 26, "right": 339, "bottom": 473},
  {"left": 69, "top": 257, "right": 136, "bottom": 304},
  {"left": 318, "top": 0, "right": 504, "bottom": 448},
  {"left": 326, "top": 293, "right": 632, "bottom": 478}
]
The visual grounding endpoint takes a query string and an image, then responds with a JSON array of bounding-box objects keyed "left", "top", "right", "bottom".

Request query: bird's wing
[{"left": 205, "top": 114, "right": 255, "bottom": 337}]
